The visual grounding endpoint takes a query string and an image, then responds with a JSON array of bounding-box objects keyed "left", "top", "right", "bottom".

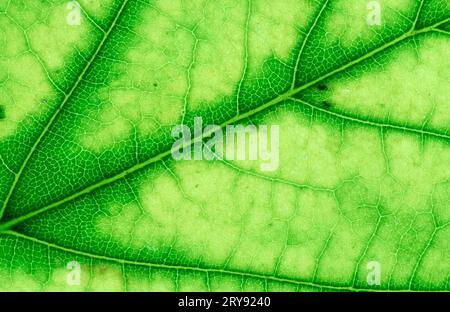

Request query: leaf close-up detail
[{"left": 0, "top": 0, "right": 449, "bottom": 292}]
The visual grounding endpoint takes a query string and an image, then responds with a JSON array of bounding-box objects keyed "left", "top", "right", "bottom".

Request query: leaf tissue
[{"left": 0, "top": 0, "right": 449, "bottom": 291}]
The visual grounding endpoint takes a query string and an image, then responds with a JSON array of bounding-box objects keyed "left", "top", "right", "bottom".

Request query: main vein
[{"left": 0, "top": 16, "right": 448, "bottom": 231}]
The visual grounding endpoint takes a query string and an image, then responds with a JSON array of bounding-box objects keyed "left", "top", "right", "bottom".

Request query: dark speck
[
  {"left": 153, "top": 82, "right": 158, "bottom": 87},
  {"left": 322, "top": 101, "right": 331, "bottom": 109},
  {"left": 317, "top": 83, "right": 328, "bottom": 91},
  {"left": 98, "top": 266, "right": 107, "bottom": 274},
  {"left": 0, "top": 106, "right": 5, "bottom": 119}
]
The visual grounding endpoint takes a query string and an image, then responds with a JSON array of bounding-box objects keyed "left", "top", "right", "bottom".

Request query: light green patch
[
  {"left": 0, "top": 269, "right": 41, "bottom": 291},
  {"left": 81, "top": 108, "right": 133, "bottom": 150},
  {"left": 147, "top": 270, "right": 176, "bottom": 291},
  {"left": 87, "top": 264, "right": 124, "bottom": 291},
  {"left": 414, "top": 226, "right": 450, "bottom": 288},
  {"left": 44, "top": 265, "right": 89, "bottom": 292},
  {"left": 97, "top": 153, "right": 341, "bottom": 279},
  {"left": 81, "top": 6, "right": 193, "bottom": 148},
  {"left": 0, "top": 0, "right": 96, "bottom": 139},
  {"left": 384, "top": 213, "right": 435, "bottom": 286},
  {"left": 384, "top": 131, "right": 450, "bottom": 212},
  {"left": 360, "top": 212, "right": 438, "bottom": 289},
  {"left": 267, "top": 281, "right": 298, "bottom": 291},
  {"left": 338, "top": 127, "right": 385, "bottom": 180},
  {"left": 241, "top": 278, "right": 266, "bottom": 291},
  {"left": 0, "top": 263, "right": 89, "bottom": 292},
  {"left": 0, "top": 53, "right": 56, "bottom": 139},
  {"left": 79, "top": 0, "right": 115, "bottom": 21},
  {"left": 231, "top": 111, "right": 341, "bottom": 188},
  {"left": 324, "top": 0, "right": 414, "bottom": 47},
  {"left": 0, "top": 14, "right": 27, "bottom": 57},
  {"left": 277, "top": 190, "right": 340, "bottom": 280},
  {"left": 330, "top": 36, "right": 450, "bottom": 130},
  {"left": 248, "top": 0, "right": 315, "bottom": 72},
  {"left": 0, "top": 0, "right": 8, "bottom": 12},
  {"left": 27, "top": 2, "right": 93, "bottom": 71},
  {"left": 177, "top": 272, "right": 209, "bottom": 291},
  {"left": 316, "top": 217, "right": 378, "bottom": 285},
  {"left": 209, "top": 275, "right": 242, "bottom": 291},
  {"left": 81, "top": 0, "right": 318, "bottom": 150},
  {"left": 187, "top": 0, "right": 246, "bottom": 105},
  {"left": 97, "top": 163, "right": 242, "bottom": 266},
  {"left": 432, "top": 181, "right": 450, "bottom": 226}
]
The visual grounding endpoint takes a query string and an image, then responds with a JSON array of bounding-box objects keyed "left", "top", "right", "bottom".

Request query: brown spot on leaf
[{"left": 322, "top": 101, "right": 331, "bottom": 109}]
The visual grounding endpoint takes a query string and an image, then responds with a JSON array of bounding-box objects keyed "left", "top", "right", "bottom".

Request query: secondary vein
[{"left": 1, "top": 230, "right": 400, "bottom": 292}]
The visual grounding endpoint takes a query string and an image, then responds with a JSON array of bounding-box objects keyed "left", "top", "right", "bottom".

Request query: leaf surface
[{"left": 0, "top": 0, "right": 449, "bottom": 291}]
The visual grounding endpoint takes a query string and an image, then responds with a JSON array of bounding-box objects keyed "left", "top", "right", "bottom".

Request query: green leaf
[{"left": 0, "top": 0, "right": 449, "bottom": 291}]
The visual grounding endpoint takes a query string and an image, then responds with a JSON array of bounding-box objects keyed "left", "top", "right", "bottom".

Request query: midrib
[{"left": 0, "top": 16, "right": 448, "bottom": 232}]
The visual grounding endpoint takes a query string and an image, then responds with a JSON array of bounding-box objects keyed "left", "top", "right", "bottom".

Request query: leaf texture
[{"left": 0, "top": 0, "right": 449, "bottom": 291}]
